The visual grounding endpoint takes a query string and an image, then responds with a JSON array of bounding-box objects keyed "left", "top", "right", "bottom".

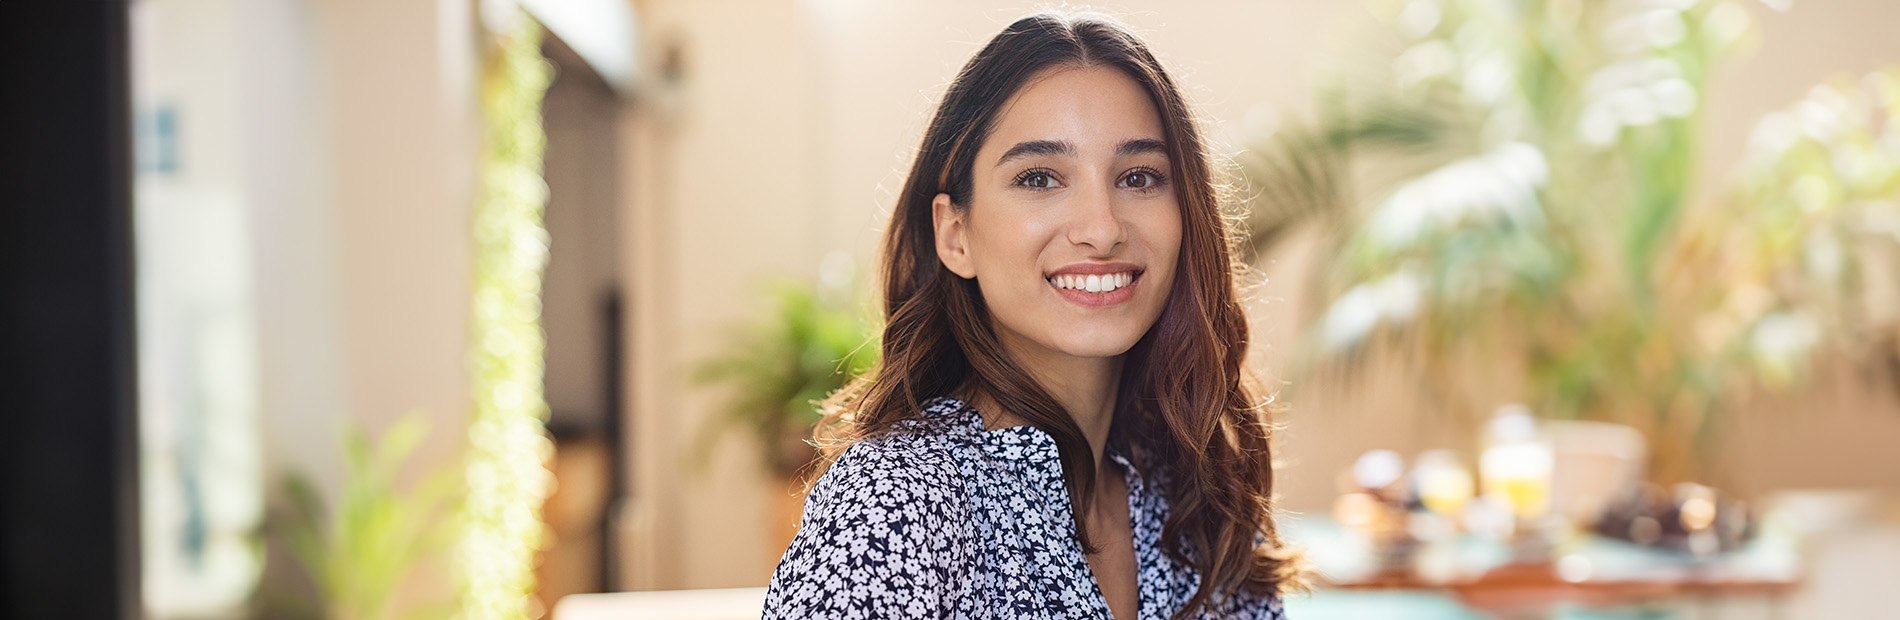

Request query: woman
[{"left": 766, "top": 12, "right": 1297, "bottom": 620}]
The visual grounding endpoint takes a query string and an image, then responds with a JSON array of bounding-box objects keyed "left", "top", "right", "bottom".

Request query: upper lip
[{"left": 1046, "top": 262, "right": 1142, "bottom": 278}]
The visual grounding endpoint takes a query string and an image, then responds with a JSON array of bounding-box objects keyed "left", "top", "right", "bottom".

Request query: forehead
[{"left": 980, "top": 65, "right": 1166, "bottom": 156}]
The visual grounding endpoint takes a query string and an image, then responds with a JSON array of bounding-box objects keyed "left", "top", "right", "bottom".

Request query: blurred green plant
[
  {"left": 1709, "top": 70, "right": 1900, "bottom": 389},
  {"left": 265, "top": 414, "right": 459, "bottom": 620},
  {"left": 1243, "top": 0, "right": 1900, "bottom": 481},
  {"left": 460, "top": 8, "right": 555, "bottom": 620},
  {"left": 694, "top": 277, "right": 879, "bottom": 477}
]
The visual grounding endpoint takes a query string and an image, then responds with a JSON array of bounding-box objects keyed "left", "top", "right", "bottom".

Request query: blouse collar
[{"left": 922, "top": 397, "right": 1199, "bottom": 619}]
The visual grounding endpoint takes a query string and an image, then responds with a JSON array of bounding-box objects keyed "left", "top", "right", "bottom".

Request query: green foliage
[
  {"left": 461, "top": 9, "right": 556, "bottom": 620},
  {"left": 1708, "top": 68, "right": 1900, "bottom": 387},
  {"left": 694, "top": 279, "right": 879, "bottom": 476},
  {"left": 1242, "top": 0, "right": 1900, "bottom": 471},
  {"left": 267, "top": 414, "right": 460, "bottom": 620}
]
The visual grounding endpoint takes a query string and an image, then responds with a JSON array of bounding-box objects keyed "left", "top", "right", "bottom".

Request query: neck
[{"left": 978, "top": 332, "right": 1124, "bottom": 468}]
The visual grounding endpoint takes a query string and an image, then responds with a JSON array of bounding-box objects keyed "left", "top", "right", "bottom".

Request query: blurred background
[{"left": 5, "top": 0, "right": 1899, "bottom": 619}]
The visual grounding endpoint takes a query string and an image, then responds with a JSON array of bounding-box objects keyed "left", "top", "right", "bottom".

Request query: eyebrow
[
  {"left": 995, "top": 140, "right": 1072, "bottom": 167},
  {"left": 993, "top": 138, "right": 1169, "bottom": 167},
  {"left": 1116, "top": 138, "right": 1168, "bottom": 157}
]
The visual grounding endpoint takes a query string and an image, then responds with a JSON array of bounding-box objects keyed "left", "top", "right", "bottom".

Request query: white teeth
[{"left": 1048, "top": 271, "right": 1137, "bottom": 293}]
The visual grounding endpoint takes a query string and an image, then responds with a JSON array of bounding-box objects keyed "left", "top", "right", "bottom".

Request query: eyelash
[
  {"left": 1121, "top": 166, "right": 1169, "bottom": 191},
  {"left": 1012, "top": 168, "right": 1059, "bottom": 189},
  {"left": 1009, "top": 167, "right": 1171, "bottom": 190}
]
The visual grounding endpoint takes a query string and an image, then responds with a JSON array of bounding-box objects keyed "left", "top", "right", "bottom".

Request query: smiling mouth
[{"left": 1046, "top": 271, "right": 1138, "bottom": 293}]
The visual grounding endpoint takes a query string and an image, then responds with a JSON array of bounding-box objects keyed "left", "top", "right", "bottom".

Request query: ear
[{"left": 932, "top": 193, "right": 977, "bottom": 279}]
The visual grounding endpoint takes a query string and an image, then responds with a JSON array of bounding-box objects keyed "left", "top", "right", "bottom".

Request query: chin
[{"left": 1046, "top": 327, "right": 1146, "bottom": 359}]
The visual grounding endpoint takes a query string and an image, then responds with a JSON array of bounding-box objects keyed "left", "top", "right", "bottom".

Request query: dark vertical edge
[
  {"left": 599, "top": 289, "right": 625, "bottom": 591},
  {"left": 0, "top": 1, "right": 140, "bottom": 618},
  {"left": 104, "top": 0, "right": 143, "bottom": 617}
]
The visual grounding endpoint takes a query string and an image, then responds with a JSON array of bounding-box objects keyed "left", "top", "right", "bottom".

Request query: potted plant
[
  {"left": 694, "top": 276, "right": 879, "bottom": 478},
  {"left": 259, "top": 414, "right": 460, "bottom": 620}
]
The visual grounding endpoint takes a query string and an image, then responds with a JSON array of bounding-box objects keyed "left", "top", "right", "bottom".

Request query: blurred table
[
  {"left": 552, "top": 491, "right": 1900, "bottom": 619},
  {"left": 1282, "top": 515, "right": 1803, "bottom": 619}
]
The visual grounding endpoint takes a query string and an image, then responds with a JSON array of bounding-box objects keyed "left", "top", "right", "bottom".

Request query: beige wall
[
  {"left": 134, "top": 0, "right": 483, "bottom": 609},
  {"left": 244, "top": 0, "right": 349, "bottom": 510},
  {"left": 259, "top": 0, "right": 480, "bottom": 603},
  {"left": 620, "top": 0, "right": 821, "bottom": 590},
  {"left": 542, "top": 38, "right": 625, "bottom": 433},
  {"left": 135, "top": 0, "right": 481, "bottom": 537},
  {"left": 312, "top": 0, "right": 480, "bottom": 484}
]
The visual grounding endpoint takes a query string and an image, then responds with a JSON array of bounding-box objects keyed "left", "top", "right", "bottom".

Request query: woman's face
[{"left": 933, "top": 65, "right": 1182, "bottom": 366}]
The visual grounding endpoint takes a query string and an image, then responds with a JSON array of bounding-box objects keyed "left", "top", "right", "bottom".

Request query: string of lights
[{"left": 458, "top": 8, "right": 556, "bottom": 619}]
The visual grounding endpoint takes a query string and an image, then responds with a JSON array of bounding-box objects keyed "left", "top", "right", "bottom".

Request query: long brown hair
[{"left": 816, "top": 11, "right": 1298, "bottom": 614}]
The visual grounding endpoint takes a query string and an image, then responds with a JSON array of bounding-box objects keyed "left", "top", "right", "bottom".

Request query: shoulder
[
  {"left": 808, "top": 397, "right": 980, "bottom": 501},
  {"left": 764, "top": 402, "right": 981, "bottom": 618},
  {"left": 784, "top": 432, "right": 976, "bottom": 568},
  {"left": 804, "top": 419, "right": 972, "bottom": 521}
]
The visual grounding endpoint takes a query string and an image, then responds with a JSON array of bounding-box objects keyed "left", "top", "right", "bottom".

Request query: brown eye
[
  {"left": 1120, "top": 168, "right": 1165, "bottom": 190},
  {"left": 1014, "top": 169, "right": 1057, "bottom": 189}
]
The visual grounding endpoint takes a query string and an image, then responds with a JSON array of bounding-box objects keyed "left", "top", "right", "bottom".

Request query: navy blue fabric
[{"left": 764, "top": 398, "right": 1287, "bottom": 619}]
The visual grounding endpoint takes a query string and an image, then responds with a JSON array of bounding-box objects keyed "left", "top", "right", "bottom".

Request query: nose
[{"left": 1066, "top": 183, "right": 1125, "bottom": 254}]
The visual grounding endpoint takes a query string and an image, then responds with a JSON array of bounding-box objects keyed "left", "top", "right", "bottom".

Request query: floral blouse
[{"left": 763, "top": 397, "right": 1287, "bottom": 619}]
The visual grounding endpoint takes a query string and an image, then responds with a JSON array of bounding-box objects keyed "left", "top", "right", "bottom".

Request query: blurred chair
[
  {"left": 537, "top": 433, "right": 613, "bottom": 610},
  {"left": 1546, "top": 420, "right": 1647, "bottom": 526}
]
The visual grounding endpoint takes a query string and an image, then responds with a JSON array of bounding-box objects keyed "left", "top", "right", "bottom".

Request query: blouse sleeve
[
  {"left": 762, "top": 441, "right": 972, "bottom": 619},
  {"left": 1214, "top": 588, "right": 1288, "bottom": 619},
  {"left": 1262, "top": 593, "right": 1288, "bottom": 619}
]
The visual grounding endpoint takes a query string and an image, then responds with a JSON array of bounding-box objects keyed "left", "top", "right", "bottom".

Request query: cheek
[
  {"left": 966, "top": 212, "right": 1057, "bottom": 280},
  {"left": 1144, "top": 207, "right": 1184, "bottom": 292}
]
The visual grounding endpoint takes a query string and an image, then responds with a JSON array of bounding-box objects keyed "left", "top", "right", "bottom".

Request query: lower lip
[{"left": 1051, "top": 274, "right": 1140, "bottom": 308}]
